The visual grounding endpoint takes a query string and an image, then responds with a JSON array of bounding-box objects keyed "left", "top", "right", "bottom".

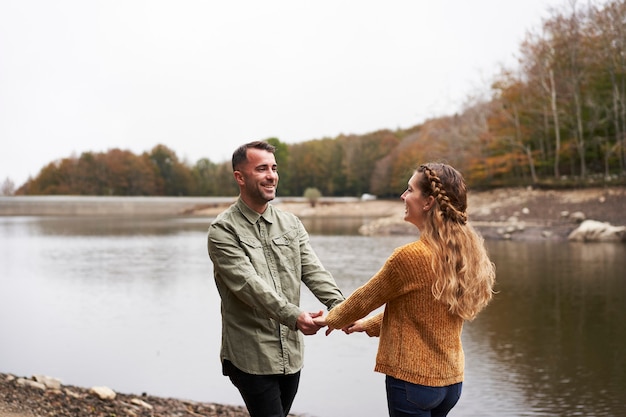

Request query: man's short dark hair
[{"left": 232, "top": 141, "right": 276, "bottom": 171}]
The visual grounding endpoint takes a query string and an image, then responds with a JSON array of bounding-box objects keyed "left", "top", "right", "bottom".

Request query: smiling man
[{"left": 207, "top": 140, "right": 344, "bottom": 417}]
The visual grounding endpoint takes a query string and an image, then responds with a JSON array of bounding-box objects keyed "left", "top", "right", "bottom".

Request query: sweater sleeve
[
  {"left": 326, "top": 244, "right": 424, "bottom": 331},
  {"left": 362, "top": 312, "right": 383, "bottom": 337}
]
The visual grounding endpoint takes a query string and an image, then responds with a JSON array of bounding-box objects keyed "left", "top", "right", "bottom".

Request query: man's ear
[{"left": 233, "top": 170, "right": 245, "bottom": 186}]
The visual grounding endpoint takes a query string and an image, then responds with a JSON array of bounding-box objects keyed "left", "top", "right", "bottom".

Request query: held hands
[
  {"left": 312, "top": 316, "right": 367, "bottom": 336},
  {"left": 296, "top": 310, "right": 325, "bottom": 335},
  {"left": 312, "top": 315, "right": 329, "bottom": 335}
]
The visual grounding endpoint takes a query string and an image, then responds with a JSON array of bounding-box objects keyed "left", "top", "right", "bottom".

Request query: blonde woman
[{"left": 315, "top": 163, "right": 496, "bottom": 417}]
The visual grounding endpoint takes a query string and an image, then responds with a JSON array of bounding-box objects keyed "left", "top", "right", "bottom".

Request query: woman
[{"left": 315, "top": 163, "right": 496, "bottom": 417}]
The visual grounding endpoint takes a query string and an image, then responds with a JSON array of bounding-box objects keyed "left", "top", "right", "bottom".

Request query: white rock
[
  {"left": 16, "top": 378, "right": 46, "bottom": 391},
  {"left": 33, "top": 375, "right": 62, "bottom": 390},
  {"left": 131, "top": 398, "right": 154, "bottom": 409},
  {"left": 90, "top": 386, "right": 116, "bottom": 400},
  {"left": 541, "top": 230, "right": 553, "bottom": 238},
  {"left": 569, "top": 211, "right": 586, "bottom": 222},
  {"left": 65, "top": 388, "right": 81, "bottom": 398},
  {"left": 568, "top": 220, "right": 626, "bottom": 242}
]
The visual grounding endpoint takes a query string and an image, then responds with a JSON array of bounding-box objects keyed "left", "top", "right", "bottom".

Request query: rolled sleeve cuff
[{"left": 279, "top": 304, "right": 302, "bottom": 330}]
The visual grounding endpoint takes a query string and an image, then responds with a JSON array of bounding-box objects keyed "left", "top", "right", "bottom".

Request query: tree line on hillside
[
  {"left": 6, "top": 0, "right": 626, "bottom": 198},
  {"left": 12, "top": 135, "right": 402, "bottom": 197},
  {"left": 487, "top": 0, "right": 626, "bottom": 183}
]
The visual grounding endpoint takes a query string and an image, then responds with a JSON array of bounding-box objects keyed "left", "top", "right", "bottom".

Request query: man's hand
[
  {"left": 312, "top": 315, "right": 327, "bottom": 327},
  {"left": 311, "top": 315, "right": 332, "bottom": 335},
  {"left": 311, "top": 316, "right": 366, "bottom": 336},
  {"left": 296, "top": 310, "right": 324, "bottom": 335}
]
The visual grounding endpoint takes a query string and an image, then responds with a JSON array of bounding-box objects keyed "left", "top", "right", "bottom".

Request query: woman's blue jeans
[{"left": 386, "top": 375, "right": 462, "bottom": 417}]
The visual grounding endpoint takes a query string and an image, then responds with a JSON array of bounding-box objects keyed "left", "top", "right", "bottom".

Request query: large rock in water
[{"left": 567, "top": 219, "right": 626, "bottom": 242}]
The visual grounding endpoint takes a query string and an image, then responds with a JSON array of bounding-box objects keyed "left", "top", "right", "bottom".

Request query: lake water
[{"left": 0, "top": 215, "right": 625, "bottom": 417}]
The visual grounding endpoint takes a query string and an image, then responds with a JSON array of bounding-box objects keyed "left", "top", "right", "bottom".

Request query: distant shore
[
  {"left": 1, "top": 187, "right": 625, "bottom": 241},
  {"left": 0, "top": 195, "right": 237, "bottom": 217}
]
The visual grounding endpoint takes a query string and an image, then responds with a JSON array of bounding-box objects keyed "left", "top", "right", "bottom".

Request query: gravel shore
[{"left": 0, "top": 372, "right": 258, "bottom": 417}]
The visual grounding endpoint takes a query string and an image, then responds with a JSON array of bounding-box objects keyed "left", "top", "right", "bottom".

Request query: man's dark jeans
[{"left": 223, "top": 360, "right": 300, "bottom": 417}]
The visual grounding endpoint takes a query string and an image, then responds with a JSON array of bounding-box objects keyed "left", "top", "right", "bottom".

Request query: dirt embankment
[
  {"left": 192, "top": 186, "right": 626, "bottom": 241},
  {"left": 270, "top": 186, "right": 626, "bottom": 241},
  {"left": 465, "top": 187, "right": 626, "bottom": 241}
]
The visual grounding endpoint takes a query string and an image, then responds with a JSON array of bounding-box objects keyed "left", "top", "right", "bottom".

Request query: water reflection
[
  {"left": 300, "top": 216, "right": 378, "bottom": 236},
  {"left": 0, "top": 215, "right": 372, "bottom": 237},
  {"left": 0, "top": 216, "right": 211, "bottom": 238},
  {"left": 473, "top": 241, "right": 626, "bottom": 416}
]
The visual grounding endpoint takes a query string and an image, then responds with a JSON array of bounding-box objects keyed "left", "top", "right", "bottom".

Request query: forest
[{"left": 8, "top": 0, "right": 626, "bottom": 198}]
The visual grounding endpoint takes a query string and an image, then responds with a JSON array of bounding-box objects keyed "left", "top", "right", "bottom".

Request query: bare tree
[{"left": 1, "top": 177, "right": 15, "bottom": 196}]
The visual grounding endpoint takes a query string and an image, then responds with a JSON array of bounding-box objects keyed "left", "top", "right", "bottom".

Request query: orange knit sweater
[{"left": 326, "top": 239, "right": 465, "bottom": 387}]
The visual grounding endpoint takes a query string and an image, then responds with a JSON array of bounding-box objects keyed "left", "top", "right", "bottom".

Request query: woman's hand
[
  {"left": 342, "top": 319, "right": 366, "bottom": 334},
  {"left": 312, "top": 317, "right": 367, "bottom": 336}
]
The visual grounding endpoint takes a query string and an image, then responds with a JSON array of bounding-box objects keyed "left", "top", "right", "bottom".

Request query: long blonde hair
[{"left": 417, "top": 163, "right": 496, "bottom": 321}]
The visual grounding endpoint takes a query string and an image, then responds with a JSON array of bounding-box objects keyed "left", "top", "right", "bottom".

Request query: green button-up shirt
[{"left": 207, "top": 198, "right": 344, "bottom": 375}]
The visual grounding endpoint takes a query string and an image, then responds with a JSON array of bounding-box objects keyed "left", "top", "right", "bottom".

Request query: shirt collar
[{"left": 236, "top": 197, "right": 276, "bottom": 225}]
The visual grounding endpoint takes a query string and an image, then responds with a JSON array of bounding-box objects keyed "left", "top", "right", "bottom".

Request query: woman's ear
[{"left": 424, "top": 195, "right": 435, "bottom": 211}]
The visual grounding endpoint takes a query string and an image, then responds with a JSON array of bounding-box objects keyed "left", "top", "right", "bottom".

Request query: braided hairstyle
[
  {"left": 416, "top": 163, "right": 495, "bottom": 321},
  {"left": 418, "top": 163, "right": 468, "bottom": 225}
]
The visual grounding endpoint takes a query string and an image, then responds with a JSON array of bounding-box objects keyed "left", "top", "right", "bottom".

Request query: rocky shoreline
[
  {"left": 271, "top": 186, "right": 626, "bottom": 242},
  {"left": 465, "top": 186, "right": 626, "bottom": 242},
  {"left": 0, "top": 372, "right": 283, "bottom": 417}
]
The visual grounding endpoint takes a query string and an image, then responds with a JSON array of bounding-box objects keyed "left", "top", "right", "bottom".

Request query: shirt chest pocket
[
  {"left": 239, "top": 235, "right": 265, "bottom": 268},
  {"left": 239, "top": 234, "right": 285, "bottom": 289},
  {"left": 271, "top": 229, "right": 301, "bottom": 272}
]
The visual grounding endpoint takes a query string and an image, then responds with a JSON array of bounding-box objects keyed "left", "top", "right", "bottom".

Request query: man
[{"left": 207, "top": 141, "right": 344, "bottom": 417}]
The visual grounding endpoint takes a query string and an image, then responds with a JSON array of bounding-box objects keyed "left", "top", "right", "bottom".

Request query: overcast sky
[{"left": 1, "top": 0, "right": 573, "bottom": 188}]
